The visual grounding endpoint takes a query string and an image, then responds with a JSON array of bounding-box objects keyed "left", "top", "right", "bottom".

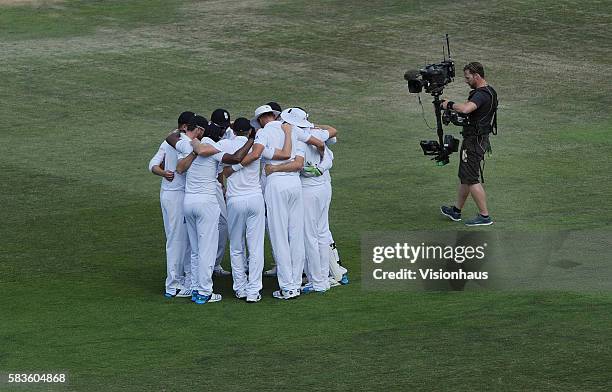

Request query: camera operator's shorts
[{"left": 458, "top": 135, "right": 490, "bottom": 184}]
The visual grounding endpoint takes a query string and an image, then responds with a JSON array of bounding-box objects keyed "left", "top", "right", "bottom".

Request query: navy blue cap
[
  {"left": 205, "top": 122, "right": 225, "bottom": 142},
  {"left": 211, "top": 108, "right": 231, "bottom": 128}
]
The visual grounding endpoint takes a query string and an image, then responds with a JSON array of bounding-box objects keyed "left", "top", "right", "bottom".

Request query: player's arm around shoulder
[
  {"left": 239, "top": 127, "right": 267, "bottom": 166},
  {"left": 314, "top": 123, "right": 337, "bottom": 139},
  {"left": 241, "top": 143, "right": 264, "bottom": 166},
  {"left": 192, "top": 138, "right": 222, "bottom": 157},
  {"left": 221, "top": 132, "right": 256, "bottom": 165},
  {"left": 264, "top": 155, "right": 305, "bottom": 176},
  {"left": 173, "top": 136, "right": 197, "bottom": 174},
  {"left": 165, "top": 129, "right": 181, "bottom": 148},
  {"left": 220, "top": 139, "right": 243, "bottom": 177},
  {"left": 305, "top": 124, "right": 336, "bottom": 155},
  {"left": 176, "top": 152, "right": 196, "bottom": 174},
  {"left": 269, "top": 123, "right": 293, "bottom": 160},
  {"left": 264, "top": 140, "right": 306, "bottom": 176}
]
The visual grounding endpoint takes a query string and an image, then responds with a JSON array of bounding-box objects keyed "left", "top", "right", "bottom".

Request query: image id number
[{"left": 8, "top": 373, "right": 66, "bottom": 383}]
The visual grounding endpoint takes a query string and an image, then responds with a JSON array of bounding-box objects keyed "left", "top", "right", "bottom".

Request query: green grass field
[{"left": 1, "top": 1, "right": 611, "bottom": 391}]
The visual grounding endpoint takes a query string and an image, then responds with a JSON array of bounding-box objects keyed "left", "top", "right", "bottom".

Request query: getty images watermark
[
  {"left": 372, "top": 241, "right": 489, "bottom": 281},
  {"left": 361, "top": 231, "right": 612, "bottom": 291}
]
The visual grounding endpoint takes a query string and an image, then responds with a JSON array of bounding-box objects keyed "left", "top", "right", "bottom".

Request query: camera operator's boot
[
  {"left": 464, "top": 214, "right": 493, "bottom": 226},
  {"left": 440, "top": 205, "right": 462, "bottom": 221}
]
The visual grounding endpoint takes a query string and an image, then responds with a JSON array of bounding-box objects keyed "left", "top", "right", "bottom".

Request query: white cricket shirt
[
  {"left": 220, "top": 136, "right": 262, "bottom": 199},
  {"left": 177, "top": 136, "right": 225, "bottom": 195},
  {"left": 254, "top": 121, "right": 303, "bottom": 179}
]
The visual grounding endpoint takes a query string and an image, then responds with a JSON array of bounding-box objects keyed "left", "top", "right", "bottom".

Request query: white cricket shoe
[
  {"left": 246, "top": 293, "right": 262, "bottom": 303},
  {"left": 272, "top": 289, "right": 298, "bottom": 300},
  {"left": 194, "top": 292, "right": 222, "bottom": 304},
  {"left": 328, "top": 277, "right": 341, "bottom": 288},
  {"left": 301, "top": 283, "right": 327, "bottom": 294},
  {"left": 164, "top": 287, "right": 192, "bottom": 298}
]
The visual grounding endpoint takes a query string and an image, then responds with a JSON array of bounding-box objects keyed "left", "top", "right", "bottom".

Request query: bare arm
[
  {"left": 452, "top": 101, "right": 477, "bottom": 114},
  {"left": 241, "top": 143, "right": 265, "bottom": 166},
  {"left": 441, "top": 100, "right": 477, "bottom": 114},
  {"left": 221, "top": 138, "right": 254, "bottom": 164},
  {"left": 165, "top": 130, "right": 181, "bottom": 148},
  {"left": 222, "top": 165, "right": 235, "bottom": 178},
  {"left": 151, "top": 164, "right": 165, "bottom": 176},
  {"left": 152, "top": 165, "right": 175, "bottom": 181},
  {"left": 264, "top": 156, "right": 304, "bottom": 176},
  {"left": 192, "top": 130, "right": 255, "bottom": 164},
  {"left": 217, "top": 172, "right": 226, "bottom": 196}
]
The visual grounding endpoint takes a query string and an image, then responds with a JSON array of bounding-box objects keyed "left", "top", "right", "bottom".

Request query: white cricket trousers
[
  {"left": 227, "top": 193, "right": 265, "bottom": 296},
  {"left": 302, "top": 183, "right": 332, "bottom": 291},
  {"left": 215, "top": 183, "right": 228, "bottom": 269},
  {"left": 264, "top": 177, "right": 305, "bottom": 291},
  {"left": 183, "top": 193, "right": 220, "bottom": 295},
  {"left": 160, "top": 190, "right": 191, "bottom": 291}
]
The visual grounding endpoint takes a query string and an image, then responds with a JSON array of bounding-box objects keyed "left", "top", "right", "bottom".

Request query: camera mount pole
[{"left": 432, "top": 92, "right": 444, "bottom": 146}]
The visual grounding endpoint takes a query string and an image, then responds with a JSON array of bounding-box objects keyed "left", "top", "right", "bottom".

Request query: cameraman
[{"left": 440, "top": 62, "right": 497, "bottom": 226}]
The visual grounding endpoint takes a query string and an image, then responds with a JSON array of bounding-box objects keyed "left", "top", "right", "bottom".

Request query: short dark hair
[
  {"left": 178, "top": 111, "right": 195, "bottom": 127},
  {"left": 464, "top": 62, "right": 485, "bottom": 78},
  {"left": 266, "top": 101, "right": 282, "bottom": 112},
  {"left": 231, "top": 117, "right": 253, "bottom": 137},
  {"left": 187, "top": 115, "right": 208, "bottom": 131}
]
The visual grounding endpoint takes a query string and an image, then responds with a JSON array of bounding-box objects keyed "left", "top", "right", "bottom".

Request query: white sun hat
[
  {"left": 280, "top": 107, "right": 313, "bottom": 128},
  {"left": 250, "top": 104, "right": 281, "bottom": 129}
]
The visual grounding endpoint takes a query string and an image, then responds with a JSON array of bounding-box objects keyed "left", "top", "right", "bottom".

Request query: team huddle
[{"left": 148, "top": 102, "right": 348, "bottom": 304}]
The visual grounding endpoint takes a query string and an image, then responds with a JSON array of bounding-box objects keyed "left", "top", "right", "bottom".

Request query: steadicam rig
[{"left": 404, "top": 34, "right": 460, "bottom": 166}]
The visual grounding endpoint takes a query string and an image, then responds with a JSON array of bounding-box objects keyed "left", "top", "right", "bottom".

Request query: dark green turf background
[{"left": 1, "top": 1, "right": 610, "bottom": 391}]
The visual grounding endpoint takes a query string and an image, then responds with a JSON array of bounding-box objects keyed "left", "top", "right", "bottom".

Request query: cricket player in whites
[
  {"left": 149, "top": 111, "right": 195, "bottom": 298},
  {"left": 266, "top": 108, "right": 334, "bottom": 292},
  {"left": 224, "top": 117, "right": 294, "bottom": 301},
  {"left": 221, "top": 118, "right": 265, "bottom": 302},
  {"left": 168, "top": 117, "right": 254, "bottom": 304},
  {"left": 265, "top": 110, "right": 349, "bottom": 287},
  {"left": 300, "top": 118, "right": 348, "bottom": 286},
  {"left": 238, "top": 104, "right": 305, "bottom": 299},
  {"left": 210, "top": 108, "right": 233, "bottom": 277}
]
